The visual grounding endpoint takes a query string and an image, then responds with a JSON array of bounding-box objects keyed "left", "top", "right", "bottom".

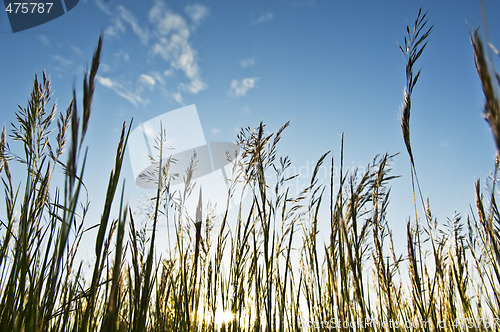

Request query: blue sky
[{"left": 1, "top": 0, "right": 500, "bottom": 253}]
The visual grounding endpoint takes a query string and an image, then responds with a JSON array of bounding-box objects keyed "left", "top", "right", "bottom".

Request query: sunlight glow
[{"left": 213, "top": 309, "right": 234, "bottom": 327}]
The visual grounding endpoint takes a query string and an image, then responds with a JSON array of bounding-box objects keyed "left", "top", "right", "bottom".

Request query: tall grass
[{"left": 1, "top": 7, "right": 500, "bottom": 331}]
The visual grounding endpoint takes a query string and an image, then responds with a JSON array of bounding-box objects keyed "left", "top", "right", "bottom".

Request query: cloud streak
[
  {"left": 149, "top": 2, "right": 208, "bottom": 96},
  {"left": 94, "top": 0, "right": 208, "bottom": 105},
  {"left": 139, "top": 74, "right": 156, "bottom": 87},
  {"left": 240, "top": 58, "right": 255, "bottom": 68},
  {"left": 97, "top": 76, "right": 147, "bottom": 107},
  {"left": 117, "top": 6, "right": 149, "bottom": 44},
  {"left": 252, "top": 12, "right": 273, "bottom": 24},
  {"left": 229, "top": 77, "right": 258, "bottom": 97},
  {"left": 185, "top": 4, "right": 209, "bottom": 25}
]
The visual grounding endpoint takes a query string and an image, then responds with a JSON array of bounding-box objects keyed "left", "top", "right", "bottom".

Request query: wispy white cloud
[
  {"left": 172, "top": 92, "right": 184, "bottom": 104},
  {"left": 114, "top": 51, "right": 130, "bottom": 63},
  {"left": 150, "top": 5, "right": 189, "bottom": 37},
  {"left": 97, "top": 76, "right": 146, "bottom": 106},
  {"left": 95, "top": 0, "right": 112, "bottom": 15},
  {"left": 105, "top": 16, "right": 126, "bottom": 38},
  {"left": 117, "top": 6, "right": 149, "bottom": 44},
  {"left": 490, "top": 42, "right": 500, "bottom": 56},
  {"left": 69, "top": 44, "right": 83, "bottom": 55},
  {"left": 185, "top": 4, "right": 209, "bottom": 25},
  {"left": 100, "top": 63, "right": 111, "bottom": 73},
  {"left": 52, "top": 55, "right": 73, "bottom": 68},
  {"left": 251, "top": 12, "right": 273, "bottom": 24},
  {"left": 96, "top": 1, "right": 148, "bottom": 44},
  {"left": 95, "top": 0, "right": 207, "bottom": 103},
  {"left": 229, "top": 77, "right": 258, "bottom": 97},
  {"left": 97, "top": 76, "right": 114, "bottom": 88},
  {"left": 149, "top": 71, "right": 165, "bottom": 85},
  {"left": 240, "top": 58, "right": 255, "bottom": 68},
  {"left": 139, "top": 74, "right": 156, "bottom": 87},
  {"left": 150, "top": 1, "right": 207, "bottom": 94}
]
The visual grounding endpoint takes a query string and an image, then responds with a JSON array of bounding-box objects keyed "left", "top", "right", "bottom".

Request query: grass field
[{"left": 1, "top": 8, "right": 500, "bottom": 331}]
